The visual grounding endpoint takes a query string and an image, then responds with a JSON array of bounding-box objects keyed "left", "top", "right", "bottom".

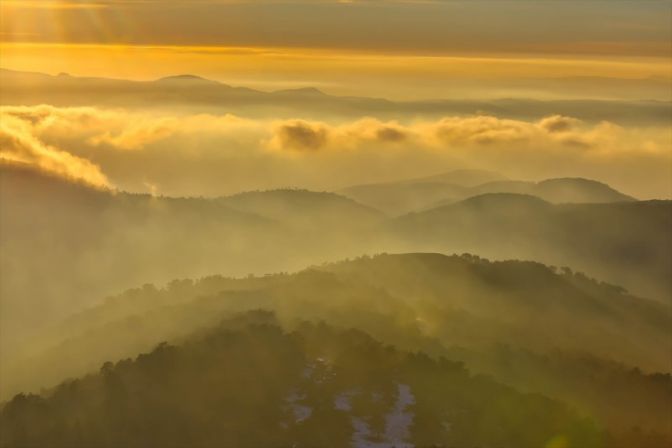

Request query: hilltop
[
  {"left": 0, "top": 311, "right": 613, "bottom": 448},
  {"left": 2, "top": 254, "right": 670, "bottom": 445},
  {"left": 340, "top": 170, "right": 635, "bottom": 215}
]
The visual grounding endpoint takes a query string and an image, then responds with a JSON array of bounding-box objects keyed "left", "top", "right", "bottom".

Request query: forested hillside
[
  {"left": 389, "top": 194, "right": 672, "bottom": 303},
  {"left": 3, "top": 163, "right": 668, "bottom": 356},
  {"left": 340, "top": 171, "right": 635, "bottom": 216},
  {"left": 3, "top": 254, "right": 669, "bottom": 445},
  {"left": 2, "top": 2, "right": 671, "bottom": 446},
  {"left": 1, "top": 311, "right": 651, "bottom": 448},
  {"left": 0, "top": 163, "right": 380, "bottom": 361}
]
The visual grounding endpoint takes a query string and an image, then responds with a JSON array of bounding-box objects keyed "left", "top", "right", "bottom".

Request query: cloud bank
[
  {"left": 1, "top": 105, "right": 669, "bottom": 198},
  {"left": 0, "top": 110, "right": 110, "bottom": 188}
]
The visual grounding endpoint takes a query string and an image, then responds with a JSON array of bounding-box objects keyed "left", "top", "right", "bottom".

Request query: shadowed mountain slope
[
  {"left": 3, "top": 254, "right": 670, "bottom": 442},
  {"left": 1, "top": 311, "right": 618, "bottom": 448},
  {"left": 340, "top": 172, "right": 635, "bottom": 216},
  {"left": 219, "top": 189, "right": 383, "bottom": 231},
  {"left": 0, "top": 163, "right": 380, "bottom": 362},
  {"left": 389, "top": 194, "right": 671, "bottom": 303}
]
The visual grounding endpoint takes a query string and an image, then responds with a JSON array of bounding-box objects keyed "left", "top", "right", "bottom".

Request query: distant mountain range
[
  {"left": 2, "top": 163, "right": 668, "bottom": 358},
  {"left": 2, "top": 161, "right": 671, "bottom": 447},
  {"left": 387, "top": 191, "right": 670, "bottom": 303},
  {"left": 339, "top": 170, "right": 635, "bottom": 215},
  {"left": 2, "top": 163, "right": 670, "bottom": 412},
  {"left": 1, "top": 68, "right": 669, "bottom": 124},
  {"left": 0, "top": 162, "right": 386, "bottom": 358}
]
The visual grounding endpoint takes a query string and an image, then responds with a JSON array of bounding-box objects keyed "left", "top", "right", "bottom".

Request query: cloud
[
  {"left": 268, "top": 118, "right": 414, "bottom": 152},
  {"left": 267, "top": 118, "right": 411, "bottom": 152},
  {"left": 3, "top": 105, "right": 664, "bottom": 160},
  {"left": 538, "top": 115, "right": 581, "bottom": 133},
  {"left": 88, "top": 119, "right": 177, "bottom": 150},
  {"left": 0, "top": 111, "right": 110, "bottom": 188},
  {"left": 376, "top": 126, "right": 407, "bottom": 143},
  {"left": 1, "top": 105, "right": 669, "bottom": 199},
  {"left": 2, "top": 1, "right": 669, "bottom": 59},
  {"left": 1, "top": 105, "right": 261, "bottom": 152},
  {"left": 265, "top": 115, "right": 639, "bottom": 155},
  {"left": 269, "top": 120, "right": 330, "bottom": 152},
  {"left": 432, "top": 116, "right": 532, "bottom": 146}
]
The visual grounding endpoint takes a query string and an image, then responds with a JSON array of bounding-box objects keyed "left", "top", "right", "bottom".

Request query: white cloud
[{"left": 1, "top": 105, "right": 669, "bottom": 198}]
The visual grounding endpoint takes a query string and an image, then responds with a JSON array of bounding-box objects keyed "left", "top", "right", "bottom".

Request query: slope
[
  {"left": 3, "top": 254, "right": 670, "bottom": 440},
  {"left": 340, "top": 172, "right": 635, "bottom": 216},
  {"left": 0, "top": 312, "right": 613, "bottom": 448},
  {"left": 0, "top": 163, "right": 380, "bottom": 362},
  {"left": 390, "top": 194, "right": 671, "bottom": 303}
]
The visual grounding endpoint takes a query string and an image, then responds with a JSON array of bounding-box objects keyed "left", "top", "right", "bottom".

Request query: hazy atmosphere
[{"left": 0, "top": 1, "right": 671, "bottom": 447}]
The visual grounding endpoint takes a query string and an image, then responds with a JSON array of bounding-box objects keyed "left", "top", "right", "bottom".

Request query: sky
[
  {"left": 1, "top": 0, "right": 670, "bottom": 97},
  {"left": 0, "top": 0, "right": 670, "bottom": 198}
]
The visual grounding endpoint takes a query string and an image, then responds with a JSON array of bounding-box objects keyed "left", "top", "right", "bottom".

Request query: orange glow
[{"left": 1, "top": 42, "right": 669, "bottom": 100}]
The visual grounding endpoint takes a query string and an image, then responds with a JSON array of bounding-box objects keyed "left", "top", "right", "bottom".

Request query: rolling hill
[
  {"left": 0, "top": 163, "right": 381, "bottom": 363},
  {"left": 389, "top": 193, "right": 671, "bottom": 303},
  {"left": 2, "top": 254, "right": 670, "bottom": 445},
  {"left": 430, "top": 177, "right": 635, "bottom": 209},
  {"left": 2, "top": 69, "right": 670, "bottom": 125},
  {"left": 1, "top": 311, "right": 618, "bottom": 448},
  {"left": 340, "top": 171, "right": 635, "bottom": 215},
  {"left": 2, "top": 163, "right": 669, "bottom": 371},
  {"left": 219, "top": 189, "right": 383, "bottom": 231}
]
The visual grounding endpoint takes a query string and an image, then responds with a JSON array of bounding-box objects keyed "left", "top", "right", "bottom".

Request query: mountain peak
[
  {"left": 419, "top": 169, "right": 508, "bottom": 187},
  {"left": 156, "top": 74, "right": 218, "bottom": 84},
  {"left": 273, "top": 87, "right": 326, "bottom": 96},
  {"left": 536, "top": 177, "right": 636, "bottom": 202},
  {"left": 459, "top": 192, "right": 551, "bottom": 208}
]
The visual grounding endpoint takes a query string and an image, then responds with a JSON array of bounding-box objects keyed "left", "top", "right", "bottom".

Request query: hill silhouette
[
  {"left": 389, "top": 193, "right": 671, "bottom": 303},
  {"left": 3, "top": 254, "right": 670, "bottom": 443},
  {"left": 2, "top": 68, "right": 669, "bottom": 124},
  {"left": 4, "top": 311, "right": 665, "bottom": 448},
  {"left": 416, "top": 169, "right": 507, "bottom": 187},
  {"left": 220, "top": 189, "right": 383, "bottom": 231},
  {"left": 0, "top": 163, "right": 381, "bottom": 364},
  {"left": 431, "top": 178, "right": 635, "bottom": 208},
  {"left": 2, "top": 163, "right": 667, "bottom": 351},
  {"left": 340, "top": 171, "right": 635, "bottom": 215},
  {"left": 2, "top": 163, "right": 669, "bottom": 368},
  {"left": 535, "top": 178, "right": 635, "bottom": 203},
  {"left": 156, "top": 74, "right": 219, "bottom": 84}
]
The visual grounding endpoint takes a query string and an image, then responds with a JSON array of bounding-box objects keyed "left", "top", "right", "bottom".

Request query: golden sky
[
  {"left": 2, "top": 42, "right": 670, "bottom": 99},
  {"left": 1, "top": 1, "right": 670, "bottom": 99},
  {"left": 1, "top": 1, "right": 671, "bottom": 198},
  {"left": 2, "top": 1, "right": 670, "bottom": 55}
]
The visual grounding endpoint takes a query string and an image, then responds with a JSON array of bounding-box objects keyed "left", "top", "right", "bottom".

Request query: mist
[{"left": 1, "top": 6, "right": 671, "bottom": 445}]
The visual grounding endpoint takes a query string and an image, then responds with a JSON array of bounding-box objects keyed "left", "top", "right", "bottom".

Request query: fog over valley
[{"left": 0, "top": 2, "right": 671, "bottom": 446}]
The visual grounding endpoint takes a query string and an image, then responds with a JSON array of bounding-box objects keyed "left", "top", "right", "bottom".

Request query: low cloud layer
[
  {"left": 267, "top": 114, "right": 659, "bottom": 158},
  {"left": 1, "top": 105, "right": 669, "bottom": 198},
  {"left": 0, "top": 110, "right": 110, "bottom": 187}
]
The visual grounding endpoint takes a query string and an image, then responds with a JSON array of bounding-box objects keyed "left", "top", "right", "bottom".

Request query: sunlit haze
[{"left": 1, "top": 2, "right": 671, "bottom": 447}]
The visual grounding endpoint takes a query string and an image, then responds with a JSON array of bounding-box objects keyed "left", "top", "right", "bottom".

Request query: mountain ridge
[
  {"left": 2, "top": 68, "right": 669, "bottom": 125},
  {"left": 2, "top": 254, "right": 669, "bottom": 445},
  {"left": 340, "top": 170, "right": 635, "bottom": 216}
]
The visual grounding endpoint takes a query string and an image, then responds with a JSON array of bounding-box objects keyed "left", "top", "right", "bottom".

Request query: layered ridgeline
[
  {"left": 2, "top": 162, "right": 669, "bottom": 358},
  {"left": 2, "top": 254, "right": 670, "bottom": 447},
  {"left": 339, "top": 169, "right": 635, "bottom": 216},
  {"left": 2, "top": 69, "right": 669, "bottom": 125},
  {"left": 386, "top": 193, "right": 671, "bottom": 303},
  {"left": 0, "top": 162, "right": 384, "bottom": 362}
]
